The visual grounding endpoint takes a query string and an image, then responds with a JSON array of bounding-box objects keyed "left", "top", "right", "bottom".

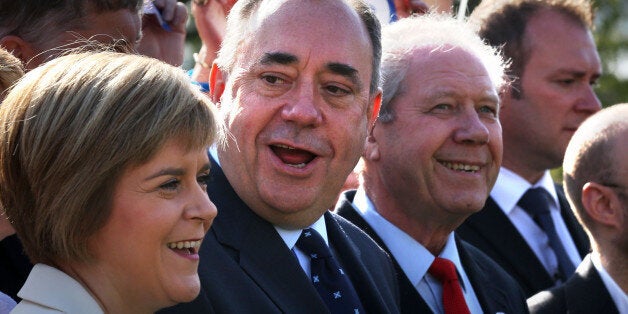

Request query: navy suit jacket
[
  {"left": 336, "top": 190, "right": 529, "bottom": 314},
  {"left": 456, "top": 185, "right": 590, "bottom": 297},
  {"left": 527, "top": 254, "right": 619, "bottom": 314},
  {"left": 161, "top": 158, "right": 400, "bottom": 314}
]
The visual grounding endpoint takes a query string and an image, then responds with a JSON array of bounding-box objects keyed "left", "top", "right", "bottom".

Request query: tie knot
[
  {"left": 428, "top": 257, "right": 459, "bottom": 284},
  {"left": 296, "top": 228, "right": 332, "bottom": 259},
  {"left": 518, "top": 187, "right": 552, "bottom": 217}
]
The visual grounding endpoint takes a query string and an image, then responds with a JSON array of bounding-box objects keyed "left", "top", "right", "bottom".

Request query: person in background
[
  {"left": 457, "top": 0, "right": 600, "bottom": 297},
  {"left": 0, "top": 47, "right": 23, "bottom": 99},
  {"left": 527, "top": 103, "right": 628, "bottom": 314},
  {"left": 336, "top": 13, "right": 528, "bottom": 313},
  {"left": 162, "top": 0, "right": 401, "bottom": 313},
  {"left": 0, "top": 46, "right": 24, "bottom": 312},
  {"left": 187, "top": 0, "right": 237, "bottom": 91},
  {"left": 0, "top": 0, "right": 187, "bottom": 69},
  {"left": 0, "top": 51, "right": 220, "bottom": 313}
]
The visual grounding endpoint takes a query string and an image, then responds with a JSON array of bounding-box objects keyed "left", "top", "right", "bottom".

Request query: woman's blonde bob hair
[{"left": 0, "top": 51, "right": 220, "bottom": 265}]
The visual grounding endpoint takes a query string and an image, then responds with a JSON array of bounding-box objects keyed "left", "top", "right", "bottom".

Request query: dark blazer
[
  {"left": 161, "top": 159, "right": 400, "bottom": 314},
  {"left": 336, "top": 190, "right": 529, "bottom": 314},
  {"left": 527, "top": 254, "right": 619, "bottom": 314},
  {"left": 456, "top": 185, "right": 591, "bottom": 297}
]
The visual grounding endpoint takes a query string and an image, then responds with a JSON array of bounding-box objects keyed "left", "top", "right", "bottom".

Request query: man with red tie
[{"left": 336, "top": 13, "right": 528, "bottom": 313}]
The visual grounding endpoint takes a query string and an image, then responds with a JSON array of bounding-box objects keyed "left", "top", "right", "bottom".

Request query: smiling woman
[{"left": 0, "top": 51, "right": 221, "bottom": 313}]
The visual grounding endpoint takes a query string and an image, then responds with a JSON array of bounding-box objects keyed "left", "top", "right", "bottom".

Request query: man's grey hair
[{"left": 378, "top": 13, "right": 508, "bottom": 123}]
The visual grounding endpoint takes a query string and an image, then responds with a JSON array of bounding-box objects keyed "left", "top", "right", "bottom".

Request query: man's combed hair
[
  {"left": 469, "top": 0, "right": 595, "bottom": 98},
  {"left": 0, "top": 0, "right": 142, "bottom": 48},
  {"left": 0, "top": 51, "right": 220, "bottom": 265}
]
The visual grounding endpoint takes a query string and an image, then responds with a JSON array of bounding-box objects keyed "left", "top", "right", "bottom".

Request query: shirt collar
[
  {"left": 491, "top": 167, "right": 559, "bottom": 214},
  {"left": 353, "top": 187, "right": 469, "bottom": 290},
  {"left": 275, "top": 215, "right": 328, "bottom": 250}
]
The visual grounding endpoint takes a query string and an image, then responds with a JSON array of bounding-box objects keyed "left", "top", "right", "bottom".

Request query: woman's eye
[
  {"left": 160, "top": 179, "right": 180, "bottom": 191},
  {"left": 197, "top": 173, "right": 210, "bottom": 190}
]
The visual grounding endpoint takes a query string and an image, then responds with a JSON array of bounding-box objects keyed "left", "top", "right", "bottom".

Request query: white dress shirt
[
  {"left": 591, "top": 252, "right": 628, "bottom": 314},
  {"left": 352, "top": 188, "right": 483, "bottom": 314},
  {"left": 12, "top": 264, "right": 104, "bottom": 314},
  {"left": 491, "top": 168, "right": 582, "bottom": 279}
]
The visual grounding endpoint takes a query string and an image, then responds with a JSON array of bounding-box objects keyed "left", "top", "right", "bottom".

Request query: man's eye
[
  {"left": 261, "top": 75, "right": 286, "bottom": 85},
  {"left": 478, "top": 105, "right": 497, "bottom": 116},
  {"left": 433, "top": 103, "right": 452, "bottom": 111},
  {"left": 325, "top": 85, "right": 350, "bottom": 96},
  {"left": 557, "top": 79, "right": 575, "bottom": 86}
]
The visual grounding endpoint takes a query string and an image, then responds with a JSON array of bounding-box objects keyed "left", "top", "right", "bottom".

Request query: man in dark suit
[
  {"left": 456, "top": 0, "right": 599, "bottom": 297},
  {"left": 336, "top": 14, "right": 527, "bottom": 314},
  {"left": 162, "top": 0, "right": 400, "bottom": 313},
  {"left": 527, "top": 104, "right": 628, "bottom": 313}
]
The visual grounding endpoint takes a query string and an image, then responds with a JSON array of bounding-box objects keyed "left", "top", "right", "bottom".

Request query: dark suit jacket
[
  {"left": 0, "top": 234, "right": 32, "bottom": 301},
  {"left": 336, "top": 190, "right": 529, "bottom": 314},
  {"left": 161, "top": 159, "right": 400, "bottom": 314},
  {"left": 527, "top": 254, "right": 619, "bottom": 314},
  {"left": 456, "top": 185, "right": 590, "bottom": 297}
]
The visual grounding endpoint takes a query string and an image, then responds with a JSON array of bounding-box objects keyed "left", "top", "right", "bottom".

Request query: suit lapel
[
  {"left": 207, "top": 156, "right": 328, "bottom": 313},
  {"left": 563, "top": 255, "right": 618, "bottom": 314},
  {"left": 457, "top": 198, "right": 554, "bottom": 294},
  {"left": 456, "top": 238, "right": 511, "bottom": 313},
  {"left": 335, "top": 191, "right": 432, "bottom": 313}
]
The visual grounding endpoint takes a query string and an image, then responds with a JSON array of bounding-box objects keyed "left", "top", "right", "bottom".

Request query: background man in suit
[
  {"left": 457, "top": 0, "right": 600, "bottom": 297},
  {"left": 0, "top": 0, "right": 188, "bottom": 69},
  {"left": 336, "top": 13, "right": 527, "bottom": 314},
  {"left": 163, "top": 0, "right": 400, "bottom": 313},
  {"left": 527, "top": 103, "right": 628, "bottom": 313}
]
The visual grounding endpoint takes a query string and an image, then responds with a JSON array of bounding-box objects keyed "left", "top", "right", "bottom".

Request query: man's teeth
[
  {"left": 287, "top": 163, "right": 306, "bottom": 168},
  {"left": 276, "top": 144, "right": 295, "bottom": 150},
  {"left": 442, "top": 162, "right": 480, "bottom": 172},
  {"left": 167, "top": 240, "right": 201, "bottom": 250}
]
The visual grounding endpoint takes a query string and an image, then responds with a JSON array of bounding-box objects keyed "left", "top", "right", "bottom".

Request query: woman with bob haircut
[{"left": 0, "top": 50, "right": 221, "bottom": 313}]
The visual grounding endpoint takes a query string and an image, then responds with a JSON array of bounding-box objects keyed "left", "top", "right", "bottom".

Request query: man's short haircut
[
  {"left": 563, "top": 103, "right": 628, "bottom": 231},
  {"left": 0, "top": 51, "right": 220, "bottom": 265},
  {"left": 470, "top": 0, "right": 595, "bottom": 98},
  {"left": 0, "top": 0, "right": 143, "bottom": 49},
  {"left": 377, "top": 13, "right": 507, "bottom": 123},
  {"left": 215, "top": 0, "right": 382, "bottom": 95},
  {"left": 0, "top": 47, "right": 24, "bottom": 98}
]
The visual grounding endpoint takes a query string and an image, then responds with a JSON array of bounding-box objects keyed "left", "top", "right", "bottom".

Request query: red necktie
[{"left": 428, "top": 257, "right": 471, "bottom": 314}]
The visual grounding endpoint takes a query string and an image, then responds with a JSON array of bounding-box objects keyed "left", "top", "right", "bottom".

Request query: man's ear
[
  {"left": 1, "top": 35, "right": 37, "bottom": 69},
  {"left": 581, "top": 182, "right": 621, "bottom": 229},
  {"left": 209, "top": 62, "right": 226, "bottom": 105},
  {"left": 364, "top": 122, "right": 380, "bottom": 162},
  {"left": 368, "top": 90, "right": 382, "bottom": 127}
]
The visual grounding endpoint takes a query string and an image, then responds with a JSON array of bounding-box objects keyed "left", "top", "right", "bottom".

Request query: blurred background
[{"left": 180, "top": 0, "right": 627, "bottom": 107}]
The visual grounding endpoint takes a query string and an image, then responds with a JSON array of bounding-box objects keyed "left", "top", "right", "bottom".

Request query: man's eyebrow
[
  {"left": 259, "top": 52, "right": 298, "bottom": 65},
  {"left": 327, "top": 62, "right": 363, "bottom": 92}
]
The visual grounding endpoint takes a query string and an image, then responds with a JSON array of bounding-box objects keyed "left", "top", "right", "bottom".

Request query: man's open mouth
[{"left": 271, "top": 144, "right": 317, "bottom": 168}]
